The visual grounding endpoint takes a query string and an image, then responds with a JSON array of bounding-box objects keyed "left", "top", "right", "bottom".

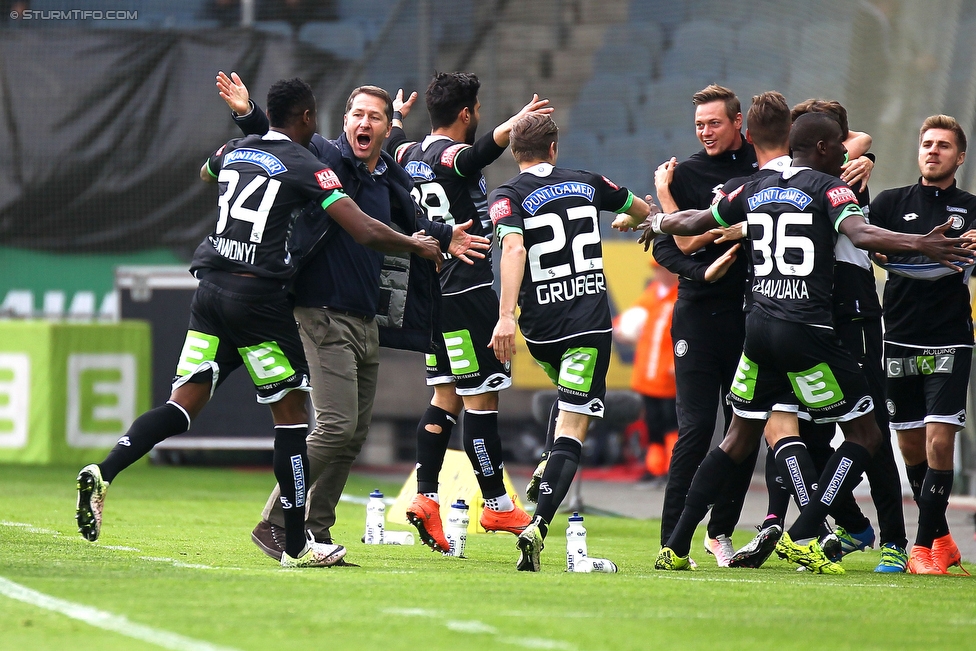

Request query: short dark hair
[
  {"left": 692, "top": 84, "right": 740, "bottom": 122},
  {"left": 510, "top": 113, "right": 558, "bottom": 163},
  {"left": 426, "top": 72, "right": 480, "bottom": 130},
  {"left": 791, "top": 99, "right": 850, "bottom": 139},
  {"left": 345, "top": 85, "right": 393, "bottom": 123},
  {"left": 747, "top": 92, "right": 791, "bottom": 150},
  {"left": 920, "top": 114, "right": 967, "bottom": 152},
  {"left": 789, "top": 112, "right": 841, "bottom": 154},
  {"left": 266, "top": 78, "right": 315, "bottom": 128}
]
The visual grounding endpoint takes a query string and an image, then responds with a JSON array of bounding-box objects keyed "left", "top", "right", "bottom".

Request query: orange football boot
[{"left": 406, "top": 494, "right": 449, "bottom": 552}]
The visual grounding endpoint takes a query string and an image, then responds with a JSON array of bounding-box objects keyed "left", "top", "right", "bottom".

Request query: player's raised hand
[
  {"left": 411, "top": 230, "right": 443, "bottom": 272},
  {"left": 447, "top": 219, "right": 490, "bottom": 264},
  {"left": 494, "top": 95, "right": 553, "bottom": 147},
  {"left": 841, "top": 155, "right": 874, "bottom": 192},
  {"left": 709, "top": 224, "right": 746, "bottom": 243},
  {"left": 920, "top": 220, "right": 976, "bottom": 271},
  {"left": 489, "top": 315, "right": 517, "bottom": 364},
  {"left": 393, "top": 88, "right": 418, "bottom": 120},
  {"left": 704, "top": 243, "right": 740, "bottom": 282},
  {"left": 216, "top": 71, "right": 250, "bottom": 115}
]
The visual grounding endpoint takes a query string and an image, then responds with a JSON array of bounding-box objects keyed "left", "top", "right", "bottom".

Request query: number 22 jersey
[{"left": 489, "top": 163, "right": 635, "bottom": 343}]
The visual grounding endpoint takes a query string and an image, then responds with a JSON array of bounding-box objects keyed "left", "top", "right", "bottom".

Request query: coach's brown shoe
[{"left": 251, "top": 520, "right": 285, "bottom": 562}]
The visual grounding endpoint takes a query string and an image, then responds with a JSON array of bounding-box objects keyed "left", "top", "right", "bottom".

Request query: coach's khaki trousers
[{"left": 262, "top": 306, "right": 380, "bottom": 542}]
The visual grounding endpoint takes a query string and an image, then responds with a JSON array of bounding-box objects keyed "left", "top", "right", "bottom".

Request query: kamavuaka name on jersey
[
  {"left": 223, "top": 148, "right": 287, "bottom": 176},
  {"left": 522, "top": 182, "right": 595, "bottom": 215},
  {"left": 536, "top": 271, "right": 606, "bottom": 305},
  {"left": 753, "top": 277, "right": 809, "bottom": 300},
  {"left": 747, "top": 187, "right": 813, "bottom": 211},
  {"left": 210, "top": 235, "right": 257, "bottom": 265}
]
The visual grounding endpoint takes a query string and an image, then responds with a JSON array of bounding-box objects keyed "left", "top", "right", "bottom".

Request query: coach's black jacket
[{"left": 232, "top": 103, "right": 447, "bottom": 353}]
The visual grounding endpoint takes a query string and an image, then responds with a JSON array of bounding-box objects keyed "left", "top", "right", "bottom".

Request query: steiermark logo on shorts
[
  {"left": 67, "top": 354, "right": 137, "bottom": 448},
  {"left": 730, "top": 353, "right": 758, "bottom": 400},
  {"left": 239, "top": 341, "right": 295, "bottom": 386},
  {"left": 177, "top": 330, "right": 218, "bottom": 376},
  {"left": 558, "top": 347, "right": 597, "bottom": 392},
  {"left": 443, "top": 329, "right": 479, "bottom": 375},
  {"left": 0, "top": 354, "right": 30, "bottom": 449},
  {"left": 788, "top": 363, "right": 843, "bottom": 408}
]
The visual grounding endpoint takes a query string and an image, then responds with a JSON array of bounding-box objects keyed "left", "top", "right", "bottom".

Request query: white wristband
[{"left": 650, "top": 212, "right": 667, "bottom": 235}]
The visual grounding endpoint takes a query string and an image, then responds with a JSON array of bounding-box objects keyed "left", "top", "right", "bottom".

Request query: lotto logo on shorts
[
  {"left": 788, "top": 363, "right": 844, "bottom": 409},
  {"left": 315, "top": 168, "right": 342, "bottom": 190},
  {"left": 826, "top": 186, "right": 858, "bottom": 207}
]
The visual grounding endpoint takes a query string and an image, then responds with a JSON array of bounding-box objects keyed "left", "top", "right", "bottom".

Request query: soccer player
[
  {"left": 488, "top": 113, "right": 654, "bottom": 571},
  {"left": 869, "top": 115, "right": 976, "bottom": 574},
  {"left": 75, "top": 78, "right": 443, "bottom": 567},
  {"left": 641, "top": 111, "right": 971, "bottom": 574},
  {"left": 742, "top": 99, "right": 910, "bottom": 573},
  {"left": 385, "top": 73, "right": 552, "bottom": 551},
  {"left": 651, "top": 85, "right": 759, "bottom": 567}
]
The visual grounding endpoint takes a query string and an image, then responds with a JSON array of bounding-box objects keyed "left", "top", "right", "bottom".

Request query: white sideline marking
[
  {"left": 384, "top": 609, "right": 577, "bottom": 650},
  {"left": 0, "top": 576, "right": 242, "bottom": 651},
  {"left": 1, "top": 520, "right": 61, "bottom": 535},
  {"left": 641, "top": 572, "right": 903, "bottom": 589}
]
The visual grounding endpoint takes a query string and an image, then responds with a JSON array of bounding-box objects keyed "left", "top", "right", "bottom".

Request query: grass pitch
[{"left": 1, "top": 464, "right": 974, "bottom": 651}]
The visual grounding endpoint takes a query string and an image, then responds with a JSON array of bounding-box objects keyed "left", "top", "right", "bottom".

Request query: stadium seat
[
  {"left": 298, "top": 20, "right": 366, "bottom": 60},
  {"left": 628, "top": 0, "right": 685, "bottom": 34},
  {"left": 660, "top": 20, "right": 730, "bottom": 79},
  {"left": 252, "top": 20, "right": 294, "bottom": 38},
  {"left": 568, "top": 99, "right": 631, "bottom": 139},
  {"left": 788, "top": 20, "right": 853, "bottom": 105},
  {"left": 593, "top": 43, "right": 654, "bottom": 81},
  {"left": 729, "top": 20, "right": 796, "bottom": 89},
  {"left": 556, "top": 131, "right": 600, "bottom": 171}
]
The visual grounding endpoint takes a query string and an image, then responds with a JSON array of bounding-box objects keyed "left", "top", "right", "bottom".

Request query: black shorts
[
  {"left": 425, "top": 286, "right": 511, "bottom": 395},
  {"left": 728, "top": 310, "right": 873, "bottom": 423},
  {"left": 173, "top": 270, "right": 311, "bottom": 404},
  {"left": 526, "top": 332, "right": 611, "bottom": 418},
  {"left": 884, "top": 341, "right": 972, "bottom": 429}
]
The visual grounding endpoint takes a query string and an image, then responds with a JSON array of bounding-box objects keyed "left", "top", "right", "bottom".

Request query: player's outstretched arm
[
  {"left": 842, "top": 216, "right": 975, "bottom": 271},
  {"left": 637, "top": 207, "right": 719, "bottom": 251},
  {"left": 489, "top": 233, "right": 526, "bottom": 364},
  {"left": 216, "top": 71, "right": 251, "bottom": 116},
  {"left": 611, "top": 195, "right": 653, "bottom": 231},
  {"left": 325, "top": 196, "right": 443, "bottom": 264}
]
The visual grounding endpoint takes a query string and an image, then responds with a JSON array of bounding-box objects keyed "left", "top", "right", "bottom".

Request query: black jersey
[
  {"left": 489, "top": 163, "right": 634, "bottom": 343},
  {"left": 712, "top": 166, "right": 864, "bottom": 326},
  {"left": 192, "top": 132, "right": 347, "bottom": 280},
  {"left": 394, "top": 135, "right": 498, "bottom": 295},
  {"left": 653, "top": 138, "right": 758, "bottom": 303},
  {"left": 870, "top": 180, "right": 976, "bottom": 345}
]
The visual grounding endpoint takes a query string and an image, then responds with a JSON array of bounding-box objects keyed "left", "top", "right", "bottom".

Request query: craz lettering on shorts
[{"left": 536, "top": 272, "right": 605, "bottom": 304}]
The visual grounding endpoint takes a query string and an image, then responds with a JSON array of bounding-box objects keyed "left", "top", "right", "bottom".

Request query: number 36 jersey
[
  {"left": 711, "top": 166, "right": 864, "bottom": 326},
  {"left": 489, "top": 163, "right": 634, "bottom": 343},
  {"left": 192, "top": 132, "right": 347, "bottom": 280}
]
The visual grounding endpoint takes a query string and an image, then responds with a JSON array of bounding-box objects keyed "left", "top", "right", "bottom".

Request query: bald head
[{"left": 789, "top": 112, "right": 842, "bottom": 155}]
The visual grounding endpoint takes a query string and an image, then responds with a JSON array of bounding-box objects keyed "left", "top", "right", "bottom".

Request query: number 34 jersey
[
  {"left": 489, "top": 163, "right": 635, "bottom": 343},
  {"left": 192, "top": 132, "right": 347, "bottom": 280},
  {"left": 711, "top": 166, "right": 863, "bottom": 326}
]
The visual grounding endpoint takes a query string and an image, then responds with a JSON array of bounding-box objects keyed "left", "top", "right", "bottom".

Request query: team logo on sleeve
[
  {"left": 489, "top": 198, "right": 512, "bottom": 225},
  {"left": 949, "top": 215, "right": 965, "bottom": 230},
  {"left": 214, "top": 144, "right": 226, "bottom": 156},
  {"left": 727, "top": 185, "right": 744, "bottom": 201},
  {"left": 440, "top": 143, "right": 468, "bottom": 168},
  {"left": 601, "top": 176, "right": 619, "bottom": 190},
  {"left": 826, "top": 186, "right": 858, "bottom": 207},
  {"left": 315, "top": 168, "right": 342, "bottom": 190}
]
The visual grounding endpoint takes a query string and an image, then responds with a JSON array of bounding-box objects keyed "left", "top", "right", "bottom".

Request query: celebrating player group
[{"left": 75, "top": 69, "right": 975, "bottom": 576}]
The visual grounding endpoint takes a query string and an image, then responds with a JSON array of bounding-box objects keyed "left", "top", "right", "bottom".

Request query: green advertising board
[{"left": 0, "top": 320, "right": 151, "bottom": 465}]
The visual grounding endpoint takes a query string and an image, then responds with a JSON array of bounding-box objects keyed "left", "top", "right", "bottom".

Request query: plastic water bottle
[
  {"left": 383, "top": 531, "right": 415, "bottom": 545},
  {"left": 582, "top": 557, "right": 618, "bottom": 573},
  {"left": 566, "top": 512, "right": 588, "bottom": 572},
  {"left": 443, "top": 499, "right": 469, "bottom": 557},
  {"left": 364, "top": 489, "right": 385, "bottom": 544}
]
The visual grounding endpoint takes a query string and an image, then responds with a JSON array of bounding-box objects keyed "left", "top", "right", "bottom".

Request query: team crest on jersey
[
  {"left": 404, "top": 160, "right": 435, "bottom": 181},
  {"left": 601, "top": 176, "right": 619, "bottom": 190},
  {"left": 440, "top": 143, "right": 468, "bottom": 168},
  {"left": 315, "top": 168, "right": 342, "bottom": 190},
  {"left": 490, "top": 198, "right": 512, "bottom": 225},
  {"left": 747, "top": 187, "right": 812, "bottom": 211},
  {"left": 522, "top": 182, "right": 595, "bottom": 215},
  {"left": 826, "top": 186, "right": 858, "bottom": 208},
  {"left": 949, "top": 215, "right": 965, "bottom": 230},
  {"left": 674, "top": 340, "right": 688, "bottom": 357},
  {"left": 224, "top": 148, "right": 287, "bottom": 176}
]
